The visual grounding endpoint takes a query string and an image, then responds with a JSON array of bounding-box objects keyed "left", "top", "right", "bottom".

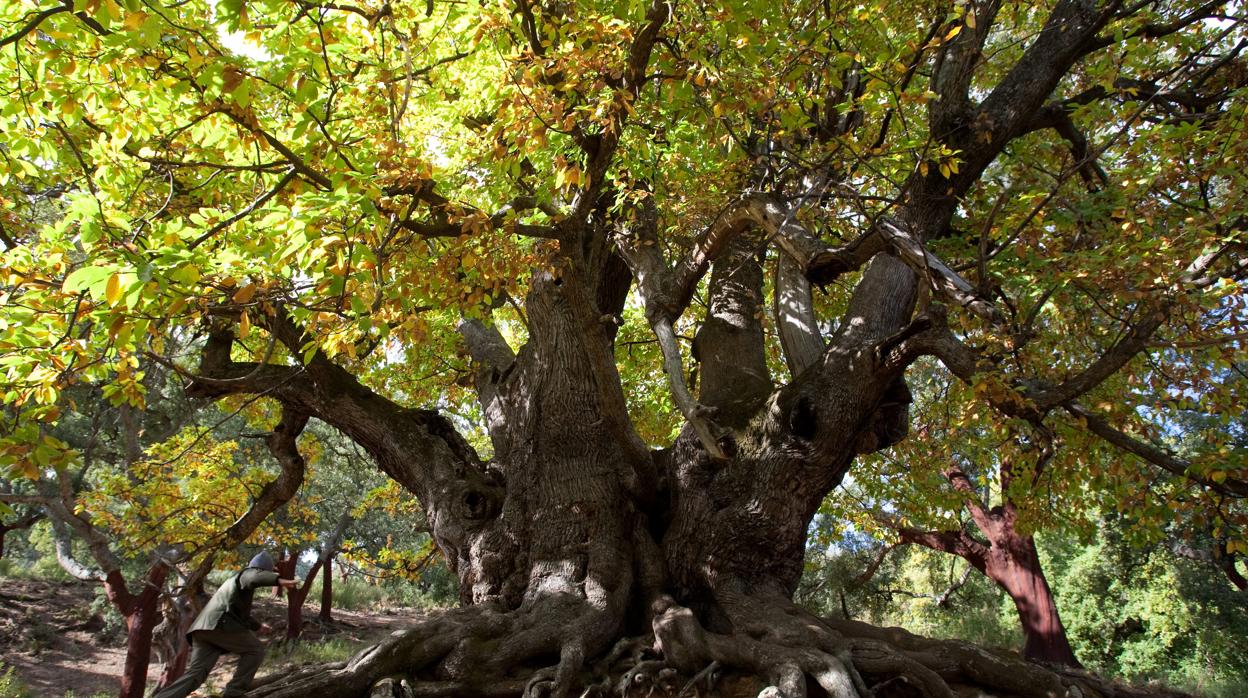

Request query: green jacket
[{"left": 189, "top": 568, "right": 281, "bottom": 635}]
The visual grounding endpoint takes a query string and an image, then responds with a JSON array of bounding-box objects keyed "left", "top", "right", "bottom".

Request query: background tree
[
  {"left": 0, "top": 359, "right": 315, "bottom": 698},
  {"left": 2, "top": 1, "right": 1246, "bottom": 697}
]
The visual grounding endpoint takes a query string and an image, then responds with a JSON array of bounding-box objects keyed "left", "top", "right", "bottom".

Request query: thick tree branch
[
  {"left": 930, "top": 0, "right": 1004, "bottom": 135},
  {"left": 1029, "top": 304, "right": 1167, "bottom": 410},
  {"left": 1064, "top": 402, "right": 1248, "bottom": 498},
  {"left": 773, "top": 252, "right": 825, "bottom": 377},
  {"left": 743, "top": 195, "right": 886, "bottom": 287},
  {"left": 896, "top": 526, "right": 988, "bottom": 571},
  {"left": 458, "top": 318, "right": 517, "bottom": 452},
  {"left": 976, "top": 0, "right": 1116, "bottom": 143},
  {"left": 1088, "top": 0, "right": 1231, "bottom": 52},
  {"left": 1025, "top": 107, "right": 1109, "bottom": 186},
  {"left": 617, "top": 204, "right": 726, "bottom": 457},
  {"left": 943, "top": 466, "right": 996, "bottom": 537},
  {"left": 664, "top": 194, "right": 880, "bottom": 323},
  {"left": 875, "top": 219, "right": 1003, "bottom": 325},
  {"left": 692, "top": 231, "right": 773, "bottom": 429},
  {"left": 186, "top": 407, "right": 308, "bottom": 589}
]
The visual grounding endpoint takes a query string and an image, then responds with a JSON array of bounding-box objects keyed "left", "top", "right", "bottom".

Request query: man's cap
[{"left": 248, "top": 551, "right": 276, "bottom": 571}]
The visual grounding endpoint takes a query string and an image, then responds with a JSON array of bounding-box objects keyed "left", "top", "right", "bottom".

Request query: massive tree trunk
[{"left": 187, "top": 236, "right": 1126, "bottom": 697}]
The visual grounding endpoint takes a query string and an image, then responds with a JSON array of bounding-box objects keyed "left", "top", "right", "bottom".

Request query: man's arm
[
  {"left": 239, "top": 568, "right": 301, "bottom": 631},
  {"left": 240, "top": 568, "right": 300, "bottom": 590}
]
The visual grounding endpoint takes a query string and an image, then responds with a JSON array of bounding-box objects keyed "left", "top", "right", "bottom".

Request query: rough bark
[{"left": 153, "top": 593, "right": 193, "bottom": 692}]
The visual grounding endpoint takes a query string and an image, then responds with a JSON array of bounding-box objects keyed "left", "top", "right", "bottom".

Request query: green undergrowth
[
  {"left": 300, "top": 572, "right": 455, "bottom": 613},
  {"left": 262, "top": 635, "right": 370, "bottom": 673},
  {"left": 0, "top": 665, "right": 32, "bottom": 698}
]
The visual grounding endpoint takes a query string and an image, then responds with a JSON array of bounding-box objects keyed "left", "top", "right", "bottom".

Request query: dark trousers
[{"left": 152, "top": 628, "right": 266, "bottom": 698}]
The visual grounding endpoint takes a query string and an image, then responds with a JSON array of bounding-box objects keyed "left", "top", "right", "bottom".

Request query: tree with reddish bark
[
  {"left": 284, "top": 512, "right": 353, "bottom": 640},
  {"left": 895, "top": 470, "right": 1083, "bottom": 667},
  {"left": 830, "top": 411, "right": 1087, "bottom": 665},
  {"left": 3, "top": 0, "right": 1248, "bottom": 696}
]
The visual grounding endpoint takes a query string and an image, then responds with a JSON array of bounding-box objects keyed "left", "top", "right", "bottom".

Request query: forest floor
[{"left": 0, "top": 576, "right": 421, "bottom": 698}]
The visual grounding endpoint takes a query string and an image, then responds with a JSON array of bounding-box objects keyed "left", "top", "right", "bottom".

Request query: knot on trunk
[{"left": 460, "top": 489, "right": 498, "bottom": 521}]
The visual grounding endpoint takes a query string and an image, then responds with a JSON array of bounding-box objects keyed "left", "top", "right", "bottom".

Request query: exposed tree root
[{"left": 242, "top": 600, "right": 1189, "bottom": 698}]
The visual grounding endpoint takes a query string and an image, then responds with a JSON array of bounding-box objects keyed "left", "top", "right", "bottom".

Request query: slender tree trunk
[
  {"left": 155, "top": 641, "right": 190, "bottom": 691},
  {"left": 275, "top": 550, "right": 297, "bottom": 598},
  {"left": 110, "top": 563, "right": 168, "bottom": 698},
  {"left": 286, "top": 559, "right": 325, "bottom": 640},
  {"left": 319, "top": 555, "right": 333, "bottom": 622},
  {"left": 983, "top": 534, "right": 1081, "bottom": 667}
]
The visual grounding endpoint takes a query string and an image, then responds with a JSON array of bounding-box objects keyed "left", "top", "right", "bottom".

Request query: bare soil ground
[{"left": 0, "top": 577, "right": 419, "bottom": 698}]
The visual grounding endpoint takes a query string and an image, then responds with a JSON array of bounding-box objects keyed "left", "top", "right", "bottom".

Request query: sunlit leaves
[{"left": 80, "top": 426, "right": 318, "bottom": 561}]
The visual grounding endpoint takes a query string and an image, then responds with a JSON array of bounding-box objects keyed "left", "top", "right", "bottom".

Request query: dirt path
[{"left": 0, "top": 577, "right": 422, "bottom": 698}]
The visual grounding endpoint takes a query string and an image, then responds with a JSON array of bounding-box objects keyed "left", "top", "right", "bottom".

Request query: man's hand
[
  {"left": 278, "top": 578, "right": 301, "bottom": 590},
  {"left": 258, "top": 622, "right": 274, "bottom": 635}
]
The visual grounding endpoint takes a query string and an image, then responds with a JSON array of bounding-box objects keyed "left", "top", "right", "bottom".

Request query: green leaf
[{"left": 62, "top": 265, "right": 111, "bottom": 293}]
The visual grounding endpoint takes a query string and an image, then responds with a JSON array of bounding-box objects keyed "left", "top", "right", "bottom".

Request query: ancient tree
[{"left": 1, "top": 0, "right": 1246, "bottom": 696}]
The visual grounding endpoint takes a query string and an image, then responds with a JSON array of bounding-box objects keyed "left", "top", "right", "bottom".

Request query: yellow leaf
[
  {"left": 1211, "top": 470, "right": 1227, "bottom": 483},
  {"left": 105, "top": 273, "right": 123, "bottom": 305},
  {"left": 239, "top": 310, "right": 251, "bottom": 338},
  {"left": 944, "top": 24, "right": 962, "bottom": 41},
  {"left": 965, "top": 12, "right": 976, "bottom": 29},
  {"left": 233, "top": 283, "right": 258, "bottom": 304},
  {"left": 124, "top": 11, "right": 148, "bottom": 30}
]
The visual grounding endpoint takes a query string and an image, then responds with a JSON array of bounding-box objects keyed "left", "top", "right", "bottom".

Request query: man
[{"left": 154, "top": 551, "right": 299, "bottom": 698}]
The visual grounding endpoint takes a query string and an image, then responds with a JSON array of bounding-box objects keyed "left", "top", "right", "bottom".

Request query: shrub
[{"left": 0, "top": 664, "right": 33, "bottom": 698}]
